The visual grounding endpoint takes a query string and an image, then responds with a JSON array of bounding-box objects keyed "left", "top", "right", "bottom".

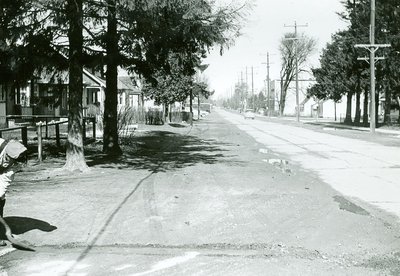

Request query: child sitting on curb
[{"left": 0, "top": 138, "right": 27, "bottom": 246}]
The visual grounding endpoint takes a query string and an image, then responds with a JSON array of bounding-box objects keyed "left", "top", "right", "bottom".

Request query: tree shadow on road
[
  {"left": 86, "top": 131, "right": 241, "bottom": 172},
  {"left": 0, "top": 216, "right": 57, "bottom": 240}
]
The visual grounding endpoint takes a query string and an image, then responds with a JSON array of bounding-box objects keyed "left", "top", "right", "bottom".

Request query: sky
[{"left": 203, "top": 0, "right": 349, "bottom": 99}]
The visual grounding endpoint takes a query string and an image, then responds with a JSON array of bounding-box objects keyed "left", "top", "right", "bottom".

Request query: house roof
[
  {"left": 34, "top": 65, "right": 139, "bottom": 93},
  {"left": 118, "top": 76, "right": 141, "bottom": 94},
  {"left": 36, "top": 68, "right": 106, "bottom": 88},
  {"left": 300, "top": 97, "right": 311, "bottom": 106},
  {"left": 83, "top": 68, "right": 106, "bottom": 88}
]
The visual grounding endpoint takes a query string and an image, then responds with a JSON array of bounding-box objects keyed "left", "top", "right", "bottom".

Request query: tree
[
  {"left": 1, "top": 0, "right": 90, "bottom": 170},
  {"left": 142, "top": 72, "right": 194, "bottom": 107},
  {"left": 64, "top": 0, "right": 88, "bottom": 171},
  {"left": 375, "top": 0, "right": 400, "bottom": 124},
  {"left": 102, "top": 0, "right": 122, "bottom": 156},
  {"left": 0, "top": 1, "right": 51, "bottom": 87},
  {"left": 337, "top": 0, "right": 400, "bottom": 125},
  {"left": 224, "top": 81, "right": 247, "bottom": 110},
  {"left": 279, "top": 32, "right": 316, "bottom": 115},
  {"left": 87, "top": 0, "right": 248, "bottom": 155},
  {"left": 309, "top": 30, "right": 369, "bottom": 124},
  {"left": 3, "top": 0, "right": 249, "bottom": 165}
]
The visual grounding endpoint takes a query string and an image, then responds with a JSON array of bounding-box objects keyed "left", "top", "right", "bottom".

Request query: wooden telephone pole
[
  {"left": 355, "top": 0, "right": 390, "bottom": 133},
  {"left": 266, "top": 52, "right": 271, "bottom": 116},
  {"left": 284, "top": 21, "right": 308, "bottom": 122}
]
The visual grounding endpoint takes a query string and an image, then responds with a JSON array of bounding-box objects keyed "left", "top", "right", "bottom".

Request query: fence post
[
  {"left": 55, "top": 123, "right": 60, "bottom": 148},
  {"left": 45, "top": 117, "right": 49, "bottom": 139},
  {"left": 37, "top": 122, "right": 43, "bottom": 162},
  {"left": 21, "top": 126, "right": 28, "bottom": 147},
  {"left": 92, "top": 117, "right": 96, "bottom": 139},
  {"left": 82, "top": 118, "right": 86, "bottom": 140}
]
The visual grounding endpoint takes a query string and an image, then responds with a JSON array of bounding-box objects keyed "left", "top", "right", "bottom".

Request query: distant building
[
  {"left": 270, "top": 78, "right": 383, "bottom": 121},
  {"left": 117, "top": 76, "right": 142, "bottom": 110},
  {"left": 269, "top": 79, "right": 316, "bottom": 116}
]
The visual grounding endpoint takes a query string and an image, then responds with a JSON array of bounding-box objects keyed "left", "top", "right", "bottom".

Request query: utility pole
[
  {"left": 251, "top": 66, "right": 254, "bottom": 96},
  {"left": 355, "top": 0, "right": 390, "bottom": 133},
  {"left": 266, "top": 52, "right": 271, "bottom": 116},
  {"left": 245, "top": 66, "right": 248, "bottom": 93},
  {"left": 262, "top": 52, "right": 274, "bottom": 116},
  {"left": 284, "top": 21, "right": 308, "bottom": 122}
]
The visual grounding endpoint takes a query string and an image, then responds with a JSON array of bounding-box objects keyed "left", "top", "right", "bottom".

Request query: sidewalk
[
  {"left": 264, "top": 115, "right": 400, "bottom": 136},
  {"left": 221, "top": 109, "right": 400, "bottom": 219}
]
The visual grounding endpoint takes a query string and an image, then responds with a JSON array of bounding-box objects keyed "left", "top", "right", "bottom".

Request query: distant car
[
  {"left": 244, "top": 109, "right": 255, "bottom": 119},
  {"left": 200, "top": 110, "right": 209, "bottom": 117}
]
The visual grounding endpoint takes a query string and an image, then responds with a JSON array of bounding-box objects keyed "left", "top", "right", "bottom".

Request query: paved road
[
  {"left": 218, "top": 108, "right": 400, "bottom": 218},
  {"left": 1, "top": 110, "right": 399, "bottom": 275}
]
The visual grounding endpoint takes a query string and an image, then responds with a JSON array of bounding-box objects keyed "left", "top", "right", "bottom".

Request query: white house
[{"left": 271, "top": 78, "right": 384, "bottom": 122}]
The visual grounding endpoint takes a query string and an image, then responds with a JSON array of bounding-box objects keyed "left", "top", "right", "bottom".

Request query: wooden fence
[{"left": 2, "top": 115, "right": 96, "bottom": 161}]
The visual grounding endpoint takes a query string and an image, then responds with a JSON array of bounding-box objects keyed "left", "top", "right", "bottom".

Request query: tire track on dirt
[{"left": 65, "top": 124, "right": 195, "bottom": 275}]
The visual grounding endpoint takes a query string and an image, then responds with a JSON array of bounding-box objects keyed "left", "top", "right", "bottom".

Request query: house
[
  {"left": 13, "top": 69, "right": 107, "bottom": 118},
  {"left": 299, "top": 97, "right": 315, "bottom": 117},
  {"left": 82, "top": 69, "right": 106, "bottom": 118},
  {"left": 117, "top": 76, "right": 142, "bottom": 110},
  {"left": 4, "top": 69, "right": 141, "bottom": 119}
]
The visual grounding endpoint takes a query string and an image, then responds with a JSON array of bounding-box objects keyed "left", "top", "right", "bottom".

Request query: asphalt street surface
[{"left": 0, "top": 109, "right": 399, "bottom": 275}]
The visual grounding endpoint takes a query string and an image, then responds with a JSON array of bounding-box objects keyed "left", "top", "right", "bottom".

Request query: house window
[
  {"left": 94, "top": 90, "right": 98, "bottom": 103},
  {"left": 129, "top": 95, "right": 134, "bottom": 107},
  {"left": 86, "top": 88, "right": 100, "bottom": 105}
]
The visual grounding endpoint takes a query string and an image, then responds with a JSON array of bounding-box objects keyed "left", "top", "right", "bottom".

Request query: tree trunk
[
  {"left": 375, "top": 93, "right": 379, "bottom": 127},
  {"left": 140, "top": 92, "right": 145, "bottom": 123},
  {"left": 165, "top": 103, "right": 169, "bottom": 123},
  {"left": 279, "top": 79, "right": 283, "bottom": 116},
  {"left": 344, "top": 92, "right": 353, "bottom": 124},
  {"left": 279, "top": 80, "right": 288, "bottom": 116},
  {"left": 334, "top": 102, "right": 337, "bottom": 121},
  {"left": 189, "top": 90, "right": 193, "bottom": 114},
  {"left": 354, "top": 91, "right": 361, "bottom": 125},
  {"left": 162, "top": 104, "right": 166, "bottom": 124},
  {"left": 198, "top": 95, "right": 200, "bottom": 120},
  {"left": 384, "top": 85, "right": 391, "bottom": 125},
  {"left": 397, "top": 97, "right": 400, "bottom": 124},
  {"left": 354, "top": 75, "right": 361, "bottom": 125},
  {"left": 64, "top": 0, "right": 88, "bottom": 172},
  {"left": 189, "top": 91, "right": 193, "bottom": 125},
  {"left": 103, "top": 0, "right": 122, "bottom": 156},
  {"left": 282, "top": 78, "right": 292, "bottom": 116},
  {"left": 363, "top": 87, "right": 369, "bottom": 126}
]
